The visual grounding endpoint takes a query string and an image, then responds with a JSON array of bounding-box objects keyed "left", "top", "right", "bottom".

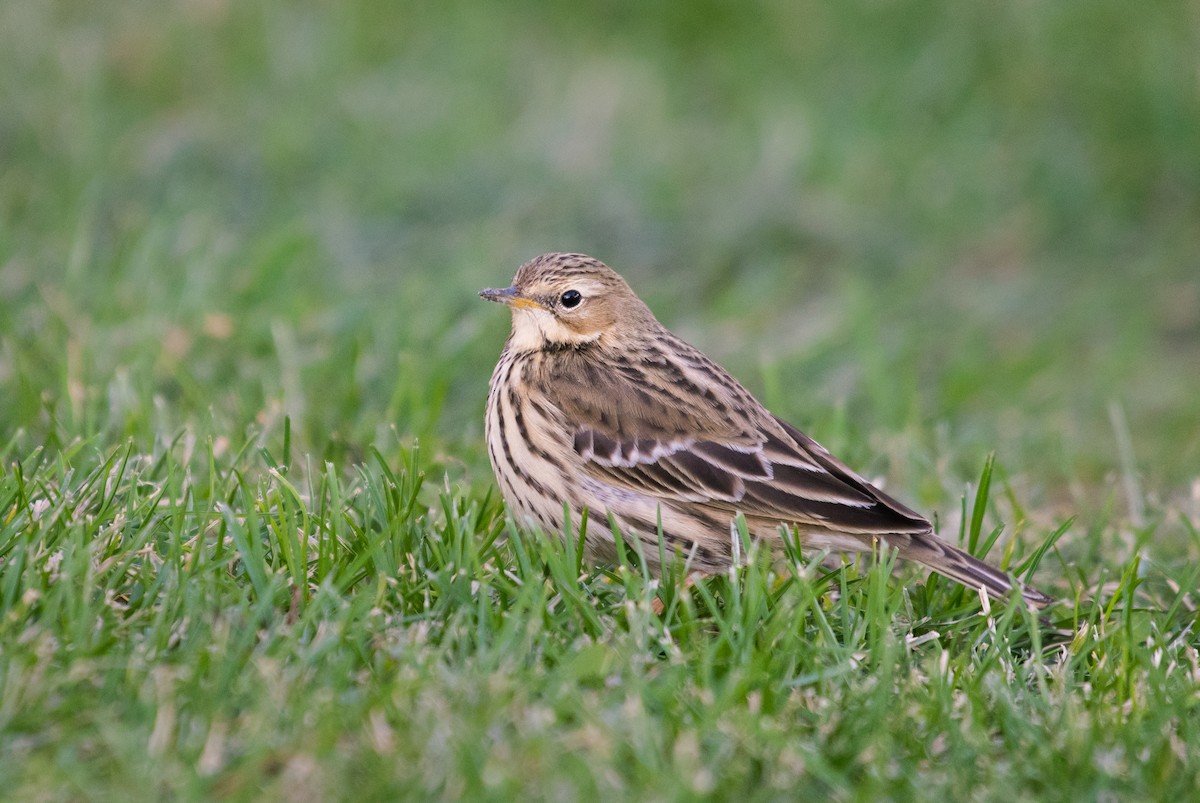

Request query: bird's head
[{"left": 480, "top": 253, "right": 654, "bottom": 352}]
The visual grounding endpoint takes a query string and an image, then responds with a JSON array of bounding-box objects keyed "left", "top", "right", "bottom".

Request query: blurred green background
[
  {"left": 4, "top": 5, "right": 1199, "bottom": 795},
  {"left": 2, "top": 0, "right": 1198, "bottom": 511}
]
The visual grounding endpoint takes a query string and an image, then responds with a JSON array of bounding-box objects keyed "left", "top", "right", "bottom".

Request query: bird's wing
[{"left": 544, "top": 345, "right": 931, "bottom": 534}]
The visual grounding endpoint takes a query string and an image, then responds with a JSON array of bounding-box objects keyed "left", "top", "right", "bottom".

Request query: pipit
[{"left": 481, "top": 252, "right": 1052, "bottom": 608}]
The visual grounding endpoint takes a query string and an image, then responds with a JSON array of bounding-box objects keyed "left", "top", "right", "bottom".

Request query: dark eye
[{"left": 560, "top": 290, "right": 582, "bottom": 308}]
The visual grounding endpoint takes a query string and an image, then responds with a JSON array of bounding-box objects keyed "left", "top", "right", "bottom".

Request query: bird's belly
[{"left": 567, "top": 478, "right": 736, "bottom": 572}]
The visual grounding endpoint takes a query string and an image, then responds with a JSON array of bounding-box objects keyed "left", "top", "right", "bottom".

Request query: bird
[{"left": 480, "top": 252, "right": 1053, "bottom": 608}]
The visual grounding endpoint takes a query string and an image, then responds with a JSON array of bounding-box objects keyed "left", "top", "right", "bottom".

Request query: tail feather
[{"left": 888, "top": 531, "right": 1054, "bottom": 609}]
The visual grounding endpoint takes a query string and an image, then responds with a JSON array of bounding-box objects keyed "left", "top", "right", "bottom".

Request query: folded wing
[{"left": 544, "top": 342, "right": 931, "bottom": 535}]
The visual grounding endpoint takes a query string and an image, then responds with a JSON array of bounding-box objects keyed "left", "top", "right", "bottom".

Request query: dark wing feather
[
  {"left": 763, "top": 417, "right": 931, "bottom": 532},
  {"left": 543, "top": 343, "right": 931, "bottom": 535}
]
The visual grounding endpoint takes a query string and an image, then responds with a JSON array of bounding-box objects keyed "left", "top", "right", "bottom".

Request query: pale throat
[{"left": 508, "top": 309, "right": 601, "bottom": 353}]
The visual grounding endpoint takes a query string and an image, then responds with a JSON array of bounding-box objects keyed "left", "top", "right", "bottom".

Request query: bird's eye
[{"left": 560, "top": 290, "right": 582, "bottom": 309}]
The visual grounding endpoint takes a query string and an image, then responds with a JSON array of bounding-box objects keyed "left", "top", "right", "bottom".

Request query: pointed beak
[{"left": 479, "top": 286, "right": 544, "bottom": 311}]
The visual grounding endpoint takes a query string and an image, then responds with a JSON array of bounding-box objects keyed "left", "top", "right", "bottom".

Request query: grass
[
  {"left": 2, "top": 0, "right": 1199, "bottom": 799},
  {"left": 2, "top": 441, "right": 1196, "bottom": 798}
]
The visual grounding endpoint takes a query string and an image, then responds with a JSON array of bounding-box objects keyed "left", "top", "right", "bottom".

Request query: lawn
[{"left": 2, "top": 1, "right": 1199, "bottom": 799}]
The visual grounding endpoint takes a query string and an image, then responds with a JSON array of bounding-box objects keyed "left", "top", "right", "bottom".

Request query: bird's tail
[{"left": 887, "top": 531, "right": 1054, "bottom": 609}]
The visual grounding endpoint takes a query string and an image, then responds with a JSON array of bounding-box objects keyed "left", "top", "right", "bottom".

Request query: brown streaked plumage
[{"left": 481, "top": 252, "right": 1053, "bottom": 608}]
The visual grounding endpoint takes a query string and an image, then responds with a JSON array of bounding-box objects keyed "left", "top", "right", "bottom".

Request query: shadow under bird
[{"left": 480, "top": 252, "right": 1053, "bottom": 608}]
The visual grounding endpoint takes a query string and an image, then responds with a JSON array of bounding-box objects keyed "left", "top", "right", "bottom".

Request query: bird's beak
[{"left": 479, "top": 286, "right": 544, "bottom": 311}]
